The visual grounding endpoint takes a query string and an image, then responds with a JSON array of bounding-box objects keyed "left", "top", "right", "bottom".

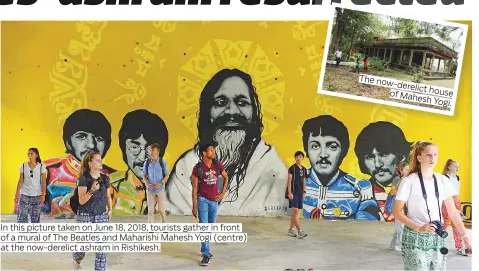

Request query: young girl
[
  {"left": 441, "top": 159, "right": 467, "bottom": 256},
  {"left": 73, "top": 151, "right": 113, "bottom": 271},
  {"left": 388, "top": 162, "right": 409, "bottom": 252},
  {"left": 14, "top": 148, "right": 47, "bottom": 223},
  {"left": 394, "top": 141, "right": 472, "bottom": 270},
  {"left": 363, "top": 56, "right": 369, "bottom": 71}
]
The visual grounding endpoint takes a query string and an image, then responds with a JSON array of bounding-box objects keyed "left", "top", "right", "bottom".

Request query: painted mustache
[
  {"left": 372, "top": 168, "right": 392, "bottom": 176},
  {"left": 212, "top": 114, "right": 248, "bottom": 129},
  {"left": 315, "top": 158, "right": 332, "bottom": 165}
]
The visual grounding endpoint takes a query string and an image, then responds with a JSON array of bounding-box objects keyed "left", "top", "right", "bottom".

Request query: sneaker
[
  {"left": 199, "top": 252, "right": 213, "bottom": 259},
  {"left": 288, "top": 229, "right": 297, "bottom": 237},
  {"left": 200, "top": 256, "right": 210, "bottom": 266},
  {"left": 393, "top": 246, "right": 402, "bottom": 252},
  {"left": 298, "top": 230, "right": 308, "bottom": 239},
  {"left": 73, "top": 261, "right": 82, "bottom": 271},
  {"left": 457, "top": 248, "right": 467, "bottom": 256}
]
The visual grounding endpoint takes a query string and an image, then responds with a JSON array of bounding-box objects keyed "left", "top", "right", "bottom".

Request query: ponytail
[
  {"left": 28, "top": 148, "right": 42, "bottom": 164},
  {"left": 408, "top": 141, "right": 435, "bottom": 175}
]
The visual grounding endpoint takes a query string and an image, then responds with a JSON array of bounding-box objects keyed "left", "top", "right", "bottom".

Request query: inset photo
[{"left": 318, "top": 7, "right": 468, "bottom": 116}]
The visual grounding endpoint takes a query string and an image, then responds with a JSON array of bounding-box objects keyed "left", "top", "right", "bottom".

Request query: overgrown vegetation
[
  {"left": 411, "top": 66, "right": 425, "bottom": 83},
  {"left": 329, "top": 8, "right": 463, "bottom": 63}
]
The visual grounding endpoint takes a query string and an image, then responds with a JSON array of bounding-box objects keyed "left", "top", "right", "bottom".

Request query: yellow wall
[{"left": 1, "top": 21, "right": 472, "bottom": 224}]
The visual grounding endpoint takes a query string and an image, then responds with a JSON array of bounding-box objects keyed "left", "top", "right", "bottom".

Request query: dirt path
[
  {"left": 322, "top": 67, "right": 449, "bottom": 111},
  {"left": 423, "top": 79, "right": 456, "bottom": 89}
]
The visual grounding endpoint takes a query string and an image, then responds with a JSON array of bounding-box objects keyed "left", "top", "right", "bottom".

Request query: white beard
[{"left": 213, "top": 128, "right": 246, "bottom": 172}]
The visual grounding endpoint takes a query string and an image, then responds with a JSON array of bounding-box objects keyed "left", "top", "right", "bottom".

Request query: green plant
[
  {"left": 349, "top": 53, "right": 363, "bottom": 62},
  {"left": 411, "top": 66, "right": 425, "bottom": 83},
  {"left": 367, "top": 57, "right": 388, "bottom": 71},
  {"left": 449, "top": 60, "right": 458, "bottom": 76}
]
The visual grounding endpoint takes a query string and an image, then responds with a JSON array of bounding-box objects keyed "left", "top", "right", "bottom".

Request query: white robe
[{"left": 166, "top": 140, "right": 289, "bottom": 217}]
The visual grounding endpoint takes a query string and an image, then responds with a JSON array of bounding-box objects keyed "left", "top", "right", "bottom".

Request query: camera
[{"left": 431, "top": 221, "right": 448, "bottom": 238}]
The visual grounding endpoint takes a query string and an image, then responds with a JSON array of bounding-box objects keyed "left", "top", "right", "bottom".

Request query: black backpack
[
  {"left": 70, "top": 174, "right": 107, "bottom": 214},
  {"left": 445, "top": 174, "right": 460, "bottom": 182}
]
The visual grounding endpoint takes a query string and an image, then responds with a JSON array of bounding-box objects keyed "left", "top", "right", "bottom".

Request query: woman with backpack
[
  {"left": 14, "top": 148, "right": 47, "bottom": 223},
  {"left": 441, "top": 159, "right": 468, "bottom": 256},
  {"left": 72, "top": 151, "right": 113, "bottom": 271},
  {"left": 387, "top": 162, "right": 409, "bottom": 252}
]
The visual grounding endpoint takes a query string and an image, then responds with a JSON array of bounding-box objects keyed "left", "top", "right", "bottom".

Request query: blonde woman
[
  {"left": 388, "top": 162, "right": 409, "bottom": 252},
  {"left": 72, "top": 151, "right": 113, "bottom": 271},
  {"left": 441, "top": 159, "right": 467, "bottom": 256},
  {"left": 394, "top": 141, "right": 471, "bottom": 270}
]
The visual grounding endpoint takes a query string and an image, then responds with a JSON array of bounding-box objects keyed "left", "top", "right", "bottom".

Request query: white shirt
[
  {"left": 335, "top": 51, "right": 342, "bottom": 58},
  {"left": 396, "top": 172, "right": 455, "bottom": 226},
  {"left": 445, "top": 174, "right": 460, "bottom": 196},
  {"left": 19, "top": 162, "right": 47, "bottom": 196}
]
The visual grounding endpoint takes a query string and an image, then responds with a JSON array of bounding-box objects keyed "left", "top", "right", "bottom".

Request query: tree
[{"left": 330, "top": 9, "right": 388, "bottom": 59}]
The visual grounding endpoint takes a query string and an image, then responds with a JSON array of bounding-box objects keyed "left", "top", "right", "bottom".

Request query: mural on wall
[
  {"left": 20, "top": 109, "right": 117, "bottom": 218},
  {"left": 166, "top": 68, "right": 288, "bottom": 217},
  {"left": 110, "top": 109, "right": 169, "bottom": 215},
  {"left": 1, "top": 21, "right": 471, "bottom": 224},
  {"left": 354, "top": 122, "right": 413, "bottom": 222},
  {"left": 301, "top": 115, "right": 381, "bottom": 220}
]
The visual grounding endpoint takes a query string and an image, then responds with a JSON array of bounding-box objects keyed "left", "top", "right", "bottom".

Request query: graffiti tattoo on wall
[
  {"left": 16, "top": 109, "right": 117, "bottom": 218},
  {"left": 354, "top": 121, "right": 413, "bottom": 221},
  {"left": 109, "top": 109, "right": 169, "bottom": 215},
  {"left": 301, "top": 115, "right": 382, "bottom": 221},
  {"left": 461, "top": 202, "right": 472, "bottom": 227},
  {"left": 166, "top": 68, "right": 288, "bottom": 216}
]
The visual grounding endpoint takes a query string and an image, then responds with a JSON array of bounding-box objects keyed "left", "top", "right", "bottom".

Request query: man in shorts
[{"left": 286, "top": 151, "right": 308, "bottom": 238}]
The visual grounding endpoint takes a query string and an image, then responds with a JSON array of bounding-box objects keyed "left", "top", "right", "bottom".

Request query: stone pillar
[
  {"left": 408, "top": 50, "right": 414, "bottom": 67},
  {"left": 400, "top": 50, "right": 404, "bottom": 65},
  {"left": 422, "top": 51, "right": 427, "bottom": 68},
  {"left": 431, "top": 55, "right": 436, "bottom": 69},
  {"left": 389, "top": 49, "right": 393, "bottom": 62},
  {"left": 383, "top": 48, "right": 387, "bottom": 60},
  {"left": 437, "top": 58, "right": 441, "bottom": 72}
]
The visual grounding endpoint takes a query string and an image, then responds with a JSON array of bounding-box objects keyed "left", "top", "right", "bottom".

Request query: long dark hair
[
  {"left": 28, "top": 148, "right": 42, "bottom": 163},
  {"left": 196, "top": 68, "right": 264, "bottom": 203}
]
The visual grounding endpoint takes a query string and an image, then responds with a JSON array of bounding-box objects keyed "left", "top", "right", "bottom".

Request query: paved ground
[
  {"left": 1, "top": 214, "right": 472, "bottom": 270},
  {"left": 423, "top": 79, "right": 456, "bottom": 89}
]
